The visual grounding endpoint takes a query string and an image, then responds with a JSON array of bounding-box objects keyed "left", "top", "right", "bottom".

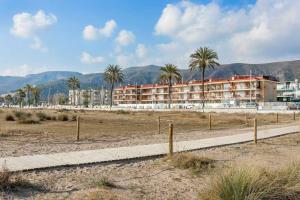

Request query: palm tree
[
  {"left": 159, "top": 64, "right": 182, "bottom": 109},
  {"left": 24, "top": 84, "right": 32, "bottom": 107},
  {"left": 104, "top": 65, "right": 124, "bottom": 107},
  {"left": 16, "top": 88, "right": 26, "bottom": 108},
  {"left": 189, "top": 47, "right": 220, "bottom": 111},
  {"left": 31, "top": 87, "right": 40, "bottom": 106},
  {"left": 4, "top": 94, "right": 13, "bottom": 107},
  {"left": 67, "top": 76, "right": 80, "bottom": 105}
]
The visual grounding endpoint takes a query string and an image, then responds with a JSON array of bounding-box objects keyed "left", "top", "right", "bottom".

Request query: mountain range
[{"left": 1, "top": 60, "right": 300, "bottom": 100}]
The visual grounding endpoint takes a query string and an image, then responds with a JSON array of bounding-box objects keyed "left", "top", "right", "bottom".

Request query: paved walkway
[{"left": 1, "top": 125, "right": 298, "bottom": 172}]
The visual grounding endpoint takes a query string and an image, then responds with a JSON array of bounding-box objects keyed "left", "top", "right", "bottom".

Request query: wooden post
[
  {"left": 276, "top": 113, "right": 279, "bottom": 123},
  {"left": 76, "top": 116, "right": 80, "bottom": 141},
  {"left": 168, "top": 123, "right": 173, "bottom": 156},
  {"left": 294, "top": 112, "right": 296, "bottom": 121},
  {"left": 254, "top": 118, "right": 257, "bottom": 144},
  {"left": 209, "top": 114, "right": 212, "bottom": 130},
  {"left": 158, "top": 116, "right": 161, "bottom": 134}
]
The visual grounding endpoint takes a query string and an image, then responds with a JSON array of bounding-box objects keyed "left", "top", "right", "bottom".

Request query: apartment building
[
  {"left": 114, "top": 75, "right": 278, "bottom": 106},
  {"left": 277, "top": 79, "right": 300, "bottom": 102},
  {"left": 69, "top": 88, "right": 110, "bottom": 106}
]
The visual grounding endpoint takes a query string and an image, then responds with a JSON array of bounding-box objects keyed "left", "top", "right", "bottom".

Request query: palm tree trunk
[
  {"left": 202, "top": 68, "right": 205, "bottom": 112},
  {"left": 168, "top": 77, "right": 172, "bottom": 109},
  {"left": 110, "top": 83, "right": 114, "bottom": 108},
  {"left": 73, "top": 89, "right": 75, "bottom": 105}
]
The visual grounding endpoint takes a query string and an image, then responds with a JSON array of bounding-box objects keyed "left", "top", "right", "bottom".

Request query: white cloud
[
  {"left": 153, "top": 0, "right": 300, "bottom": 65},
  {"left": 136, "top": 44, "right": 147, "bottom": 58},
  {"left": 11, "top": 10, "right": 57, "bottom": 38},
  {"left": 83, "top": 19, "right": 117, "bottom": 40},
  {"left": 29, "top": 37, "right": 47, "bottom": 52},
  {"left": 80, "top": 52, "right": 104, "bottom": 64},
  {"left": 10, "top": 10, "right": 57, "bottom": 51},
  {"left": 115, "top": 30, "right": 135, "bottom": 46},
  {"left": 2, "top": 64, "right": 47, "bottom": 77}
]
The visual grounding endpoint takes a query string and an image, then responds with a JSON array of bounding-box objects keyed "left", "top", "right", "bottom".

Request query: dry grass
[
  {"left": 0, "top": 167, "right": 41, "bottom": 192},
  {"left": 0, "top": 167, "right": 10, "bottom": 190},
  {"left": 70, "top": 188, "right": 118, "bottom": 200},
  {"left": 95, "top": 176, "right": 116, "bottom": 188},
  {"left": 0, "top": 108, "right": 297, "bottom": 146},
  {"left": 57, "top": 114, "right": 69, "bottom": 121},
  {"left": 167, "top": 153, "right": 215, "bottom": 174},
  {"left": 199, "top": 162, "right": 300, "bottom": 200}
]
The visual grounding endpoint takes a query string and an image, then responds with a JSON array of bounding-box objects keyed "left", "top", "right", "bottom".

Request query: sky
[{"left": 0, "top": 0, "right": 299, "bottom": 76}]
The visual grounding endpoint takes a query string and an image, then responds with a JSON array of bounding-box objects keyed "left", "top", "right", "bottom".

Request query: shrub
[
  {"left": 71, "top": 115, "right": 77, "bottom": 121},
  {"left": 169, "top": 153, "right": 215, "bottom": 174},
  {"left": 199, "top": 163, "right": 300, "bottom": 200},
  {"left": 51, "top": 116, "right": 57, "bottom": 121},
  {"left": 57, "top": 114, "right": 69, "bottom": 121},
  {"left": 0, "top": 166, "right": 43, "bottom": 191},
  {"left": 13, "top": 111, "right": 32, "bottom": 121},
  {"left": 0, "top": 167, "right": 10, "bottom": 190},
  {"left": 35, "top": 112, "right": 52, "bottom": 121},
  {"left": 5, "top": 114, "right": 15, "bottom": 121},
  {"left": 58, "top": 108, "right": 70, "bottom": 112},
  {"left": 18, "top": 119, "right": 40, "bottom": 124},
  {"left": 95, "top": 176, "right": 116, "bottom": 188},
  {"left": 116, "top": 110, "right": 130, "bottom": 114}
]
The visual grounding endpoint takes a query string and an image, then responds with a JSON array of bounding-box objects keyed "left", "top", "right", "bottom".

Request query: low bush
[
  {"left": 0, "top": 166, "right": 44, "bottom": 192},
  {"left": 13, "top": 111, "right": 32, "bottom": 121},
  {"left": 57, "top": 114, "right": 69, "bottom": 121},
  {"left": 0, "top": 167, "right": 10, "bottom": 190},
  {"left": 95, "top": 176, "right": 116, "bottom": 188},
  {"left": 5, "top": 114, "right": 15, "bottom": 121},
  {"left": 35, "top": 112, "right": 51, "bottom": 121},
  {"left": 58, "top": 108, "right": 70, "bottom": 112},
  {"left": 199, "top": 162, "right": 300, "bottom": 200},
  {"left": 169, "top": 153, "right": 215, "bottom": 174},
  {"left": 18, "top": 119, "right": 40, "bottom": 124},
  {"left": 71, "top": 115, "right": 77, "bottom": 121},
  {"left": 116, "top": 110, "right": 130, "bottom": 114}
]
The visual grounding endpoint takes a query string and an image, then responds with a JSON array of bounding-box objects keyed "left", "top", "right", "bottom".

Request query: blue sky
[{"left": 0, "top": 0, "right": 299, "bottom": 76}]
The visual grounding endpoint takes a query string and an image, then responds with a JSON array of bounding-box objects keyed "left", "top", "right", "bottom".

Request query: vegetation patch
[
  {"left": 70, "top": 188, "right": 117, "bottom": 200},
  {"left": 18, "top": 119, "right": 40, "bottom": 124},
  {"left": 167, "top": 153, "right": 215, "bottom": 174},
  {"left": 57, "top": 114, "right": 69, "bottom": 121},
  {"left": 199, "top": 162, "right": 300, "bottom": 200},
  {"left": 13, "top": 111, "right": 32, "bottom": 121},
  {"left": 5, "top": 114, "right": 15, "bottom": 121},
  {"left": 115, "top": 110, "right": 130, "bottom": 115},
  {"left": 58, "top": 108, "right": 70, "bottom": 112},
  {"left": 35, "top": 112, "right": 52, "bottom": 121},
  {"left": 95, "top": 176, "right": 116, "bottom": 188}
]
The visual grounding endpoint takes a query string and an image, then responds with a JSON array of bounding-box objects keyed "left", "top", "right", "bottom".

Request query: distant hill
[
  {"left": 0, "top": 71, "right": 81, "bottom": 94},
  {"left": 1, "top": 60, "right": 300, "bottom": 100}
]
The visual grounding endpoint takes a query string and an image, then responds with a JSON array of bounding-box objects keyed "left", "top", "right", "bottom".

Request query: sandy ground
[
  {"left": 0, "top": 108, "right": 298, "bottom": 157},
  {"left": 1, "top": 131, "right": 300, "bottom": 200}
]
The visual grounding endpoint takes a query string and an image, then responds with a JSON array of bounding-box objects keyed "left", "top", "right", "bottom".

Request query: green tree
[
  {"left": 189, "top": 47, "right": 220, "bottom": 111},
  {"left": 159, "top": 64, "right": 182, "bottom": 109},
  {"left": 24, "top": 84, "right": 32, "bottom": 106},
  {"left": 4, "top": 94, "right": 13, "bottom": 107},
  {"left": 31, "top": 87, "right": 40, "bottom": 106},
  {"left": 16, "top": 88, "right": 26, "bottom": 108},
  {"left": 104, "top": 65, "right": 124, "bottom": 107},
  {"left": 82, "top": 90, "right": 91, "bottom": 108},
  {"left": 67, "top": 76, "right": 80, "bottom": 105}
]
